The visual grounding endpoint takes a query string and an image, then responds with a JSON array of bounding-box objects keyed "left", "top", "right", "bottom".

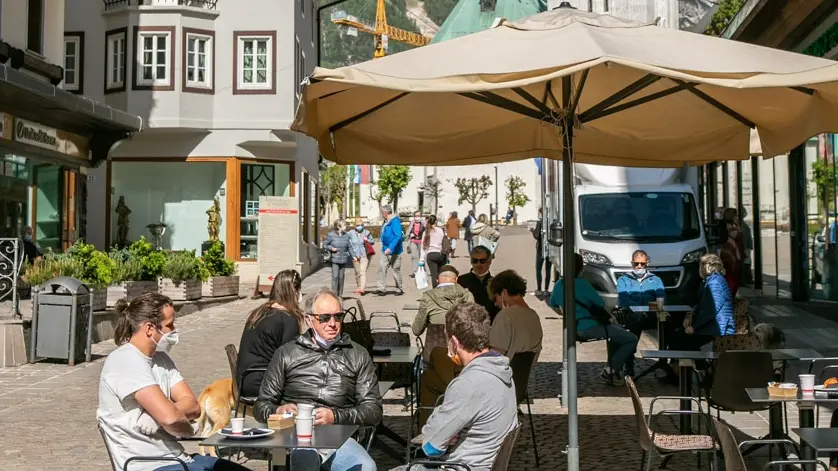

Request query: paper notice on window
[{"left": 257, "top": 196, "right": 299, "bottom": 284}]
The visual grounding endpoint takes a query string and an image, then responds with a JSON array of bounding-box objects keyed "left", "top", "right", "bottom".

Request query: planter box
[
  {"left": 91, "top": 287, "right": 107, "bottom": 312},
  {"left": 158, "top": 278, "right": 201, "bottom": 301},
  {"left": 107, "top": 281, "right": 159, "bottom": 307},
  {"left": 202, "top": 275, "right": 239, "bottom": 297}
]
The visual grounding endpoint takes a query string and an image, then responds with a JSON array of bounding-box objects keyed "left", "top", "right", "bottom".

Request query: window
[
  {"left": 183, "top": 28, "right": 214, "bottom": 93},
  {"left": 63, "top": 34, "right": 84, "bottom": 93},
  {"left": 133, "top": 27, "right": 174, "bottom": 90},
  {"left": 233, "top": 31, "right": 276, "bottom": 94},
  {"left": 27, "top": 0, "right": 44, "bottom": 54},
  {"left": 239, "top": 162, "right": 290, "bottom": 259},
  {"left": 105, "top": 28, "right": 127, "bottom": 92}
]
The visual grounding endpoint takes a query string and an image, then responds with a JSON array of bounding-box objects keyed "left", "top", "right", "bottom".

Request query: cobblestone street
[{"left": 1, "top": 226, "right": 833, "bottom": 470}]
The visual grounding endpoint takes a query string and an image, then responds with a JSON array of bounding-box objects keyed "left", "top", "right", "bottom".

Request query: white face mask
[
  {"left": 298, "top": 292, "right": 303, "bottom": 303},
  {"left": 153, "top": 328, "right": 179, "bottom": 354},
  {"left": 632, "top": 268, "right": 647, "bottom": 278},
  {"left": 306, "top": 317, "right": 335, "bottom": 349}
]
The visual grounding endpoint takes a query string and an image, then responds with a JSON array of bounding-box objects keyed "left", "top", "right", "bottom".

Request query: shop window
[
  {"left": 184, "top": 28, "right": 214, "bottom": 92},
  {"left": 134, "top": 27, "right": 174, "bottom": 90},
  {"left": 239, "top": 163, "right": 290, "bottom": 259},
  {"left": 27, "top": 0, "right": 44, "bottom": 55},
  {"left": 106, "top": 28, "right": 127, "bottom": 92},
  {"left": 34, "top": 165, "right": 62, "bottom": 252},
  {"left": 0, "top": 154, "right": 30, "bottom": 239},
  {"left": 234, "top": 31, "right": 276, "bottom": 94},
  {"left": 63, "top": 33, "right": 84, "bottom": 93}
]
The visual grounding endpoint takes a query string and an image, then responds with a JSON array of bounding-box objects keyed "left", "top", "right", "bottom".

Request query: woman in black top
[{"left": 236, "top": 269, "right": 304, "bottom": 398}]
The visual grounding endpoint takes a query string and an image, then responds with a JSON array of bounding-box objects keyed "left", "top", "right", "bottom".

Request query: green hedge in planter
[
  {"left": 201, "top": 241, "right": 236, "bottom": 278},
  {"left": 66, "top": 241, "right": 115, "bottom": 289},
  {"left": 108, "top": 248, "right": 144, "bottom": 283},
  {"left": 163, "top": 250, "right": 207, "bottom": 282},
  {"left": 128, "top": 237, "right": 167, "bottom": 281}
]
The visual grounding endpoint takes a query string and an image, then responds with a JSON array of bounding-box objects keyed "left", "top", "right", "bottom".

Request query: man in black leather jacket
[{"left": 254, "top": 287, "right": 381, "bottom": 470}]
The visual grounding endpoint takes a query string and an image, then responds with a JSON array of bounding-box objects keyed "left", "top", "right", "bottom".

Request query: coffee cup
[
  {"left": 230, "top": 417, "right": 245, "bottom": 435},
  {"left": 800, "top": 374, "right": 816, "bottom": 394},
  {"left": 297, "top": 403, "right": 315, "bottom": 419},
  {"left": 296, "top": 417, "right": 314, "bottom": 441}
]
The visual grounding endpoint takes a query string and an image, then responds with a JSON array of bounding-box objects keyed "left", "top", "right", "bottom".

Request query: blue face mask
[
  {"left": 356, "top": 225, "right": 364, "bottom": 232},
  {"left": 632, "top": 268, "right": 647, "bottom": 278}
]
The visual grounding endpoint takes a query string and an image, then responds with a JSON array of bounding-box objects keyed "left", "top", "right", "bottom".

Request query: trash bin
[
  {"left": 29, "top": 276, "right": 94, "bottom": 366},
  {"left": 823, "top": 245, "right": 838, "bottom": 302}
]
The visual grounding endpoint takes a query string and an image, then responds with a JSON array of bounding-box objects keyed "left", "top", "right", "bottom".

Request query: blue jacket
[
  {"left": 380, "top": 216, "right": 404, "bottom": 255},
  {"left": 617, "top": 272, "right": 666, "bottom": 308},
  {"left": 693, "top": 272, "right": 735, "bottom": 337},
  {"left": 550, "top": 277, "right": 606, "bottom": 332}
]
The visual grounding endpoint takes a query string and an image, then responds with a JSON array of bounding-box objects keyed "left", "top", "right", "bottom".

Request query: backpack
[{"left": 441, "top": 235, "right": 452, "bottom": 257}]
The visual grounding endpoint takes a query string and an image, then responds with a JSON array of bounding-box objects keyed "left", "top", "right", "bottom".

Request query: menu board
[{"left": 257, "top": 196, "right": 299, "bottom": 290}]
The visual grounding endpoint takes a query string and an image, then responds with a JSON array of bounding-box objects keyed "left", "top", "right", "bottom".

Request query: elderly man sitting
[{"left": 254, "top": 287, "right": 381, "bottom": 471}]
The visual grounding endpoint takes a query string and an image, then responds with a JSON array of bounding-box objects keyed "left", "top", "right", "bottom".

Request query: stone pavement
[{"left": 0, "top": 225, "right": 834, "bottom": 470}]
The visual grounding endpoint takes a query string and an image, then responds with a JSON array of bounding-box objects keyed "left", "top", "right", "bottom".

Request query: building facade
[
  {"left": 64, "top": 0, "right": 321, "bottom": 283},
  {"left": 0, "top": 0, "right": 140, "bottom": 251}
]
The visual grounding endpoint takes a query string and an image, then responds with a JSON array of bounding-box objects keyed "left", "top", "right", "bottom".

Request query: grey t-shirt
[{"left": 489, "top": 304, "right": 543, "bottom": 360}]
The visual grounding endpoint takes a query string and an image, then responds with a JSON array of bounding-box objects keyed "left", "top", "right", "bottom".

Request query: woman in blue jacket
[{"left": 675, "top": 253, "right": 735, "bottom": 351}]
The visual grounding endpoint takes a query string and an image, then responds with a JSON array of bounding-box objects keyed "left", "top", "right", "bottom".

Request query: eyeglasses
[
  {"left": 471, "top": 258, "right": 489, "bottom": 265},
  {"left": 632, "top": 261, "right": 648, "bottom": 268},
  {"left": 307, "top": 312, "right": 346, "bottom": 323}
]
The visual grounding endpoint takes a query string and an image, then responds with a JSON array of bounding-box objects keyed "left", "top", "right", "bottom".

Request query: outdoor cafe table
[
  {"left": 631, "top": 305, "right": 692, "bottom": 381},
  {"left": 640, "top": 349, "right": 822, "bottom": 434},
  {"left": 794, "top": 427, "right": 838, "bottom": 470},
  {"left": 199, "top": 421, "right": 358, "bottom": 470},
  {"left": 748, "top": 389, "right": 838, "bottom": 471},
  {"left": 372, "top": 345, "right": 422, "bottom": 463}
]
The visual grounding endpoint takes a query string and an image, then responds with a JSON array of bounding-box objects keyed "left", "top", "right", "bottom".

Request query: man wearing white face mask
[{"left": 98, "top": 293, "right": 252, "bottom": 471}]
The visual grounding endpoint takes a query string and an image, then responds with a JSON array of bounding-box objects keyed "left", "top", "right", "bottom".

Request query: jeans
[
  {"left": 352, "top": 257, "right": 370, "bottom": 292},
  {"left": 409, "top": 242, "right": 422, "bottom": 274},
  {"left": 535, "top": 252, "right": 551, "bottom": 291},
  {"left": 290, "top": 438, "right": 376, "bottom": 471},
  {"left": 578, "top": 324, "right": 638, "bottom": 375},
  {"left": 376, "top": 253, "right": 403, "bottom": 292},
  {"left": 154, "top": 455, "right": 250, "bottom": 471},
  {"left": 331, "top": 263, "right": 346, "bottom": 297},
  {"left": 466, "top": 238, "right": 473, "bottom": 254},
  {"left": 425, "top": 252, "right": 446, "bottom": 288}
]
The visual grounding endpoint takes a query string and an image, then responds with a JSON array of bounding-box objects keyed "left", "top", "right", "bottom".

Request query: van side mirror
[{"left": 548, "top": 221, "right": 563, "bottom": 247}]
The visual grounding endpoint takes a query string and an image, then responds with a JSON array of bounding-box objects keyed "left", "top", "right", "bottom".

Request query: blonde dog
[{"left": 195, "top": 378, "right": 237, "bottom": 457}]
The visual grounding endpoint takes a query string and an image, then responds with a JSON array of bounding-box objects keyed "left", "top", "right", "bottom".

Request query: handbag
[
  {"left": 342, "top": 307, "right": 375, "bottom": 353},
  {"left": 441, "top": 236, "right": 452, "bottom": 257},
  {"left": 364, "top": 239, "right": 376, "bottom": 256}
]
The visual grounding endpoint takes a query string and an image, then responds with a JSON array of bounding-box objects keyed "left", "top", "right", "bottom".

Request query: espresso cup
[{"left": 230, "top": 417, "right": 245, "bottom": 435}]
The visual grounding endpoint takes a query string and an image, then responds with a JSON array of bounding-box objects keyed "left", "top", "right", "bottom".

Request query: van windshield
[{"left": 579, "top": 192, "right": 701, "bottom": 243}]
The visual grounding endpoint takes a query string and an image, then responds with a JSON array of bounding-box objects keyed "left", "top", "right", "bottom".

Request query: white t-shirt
[{"left": 97, "top": 343, "right": 188, "bottom": 471}]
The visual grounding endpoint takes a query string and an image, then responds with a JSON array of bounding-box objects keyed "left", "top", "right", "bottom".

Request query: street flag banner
[
  {"left": 535, "top": 158, "right": 543, "bottom": 175},
  {"left": 354, "top": 165, "right": 361, "bottom": 184},
  {"left": 360, "top": 165, "right": 372, "bottom": 184}
]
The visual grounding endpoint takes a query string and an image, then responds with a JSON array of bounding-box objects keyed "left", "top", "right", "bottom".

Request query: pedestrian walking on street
[
  {"left": 463, "top": 210, "right": 477, "bottom": 253},
  {"left": 471, "top": 214, "right": 501, "bottom": 255},
  {"left": 423, "top": 215, "right": 448, "bottom": 288},
  {"left": 324, "top": 220, "right": 352, "bottom": 298},
  {"left": 446, "top": 212, "right": 461, "bottom": 258},
  {"left": 531, "top": 208, "right": 552, "bottom": 296},
  {"left": 376, "top": 204, "right": 405, "bottom": 296},
  {"left": 406, "top": 211, "right": 425, "bottom": 277},
  {"left": 349, "top": 222, "right": 375, "bottom": 295}
]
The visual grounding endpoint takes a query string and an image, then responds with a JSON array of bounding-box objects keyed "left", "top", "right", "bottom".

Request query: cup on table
[
  {"left": 800, "top": 374, "right": 816, "bottom": 394},
  {"left": 230, "top": 417, "right": 245, "bottom": 435},
  {"left": 296, "top": 416, "right": 314, "bottom": 441},
  {"left": 297, "top": 403, "right": 315, "bottom": 419}
]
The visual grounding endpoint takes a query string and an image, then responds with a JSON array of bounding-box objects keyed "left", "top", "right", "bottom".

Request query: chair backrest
[
  {"left": 423, "top": 324, "right": 447, "bottom": 362},
  {"left": 370, "top": 311, "right": 401, "bottom": 332},
  {"left": 98, "top": 422, "right": 119, "bottom": 471},
  {"left": 508, "top": 351, "right": 537, "bottom": 405},
  {"left": 625, "top": 377, "right": 653, "bottom": 452},
  {"left": 491, "top": 422, "right": 523, "bottom": 471},
  {"left": 710, "top": 351, "right": 774, "bottom": 412},
  {"left": 224, "top": 344, "right": 240, "bottom": 403},
  {"left": 712, "top": 334, "right": 761, "bottom": 353},
  {"left": 713, "top": 418, "right": 748, "bottom": 471}
]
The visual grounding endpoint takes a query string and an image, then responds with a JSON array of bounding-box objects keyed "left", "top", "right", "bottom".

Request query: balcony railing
[{"left": 103, "top": 0, "right": 218, "bottom": 9}]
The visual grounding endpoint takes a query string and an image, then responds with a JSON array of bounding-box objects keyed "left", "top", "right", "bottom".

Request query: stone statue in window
[
  {"left": 115, "top": 196, "right": 131, "bottom": 247},
  {"left": 207, "top": 197, "right": 222, "bottom": 242}
]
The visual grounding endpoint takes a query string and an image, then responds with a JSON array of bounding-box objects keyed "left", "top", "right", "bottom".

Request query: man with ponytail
[{"left": 98, "top": 293, "right": 252, "bottom": 471}]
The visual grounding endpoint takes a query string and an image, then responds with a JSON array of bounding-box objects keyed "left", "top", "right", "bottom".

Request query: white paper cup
[
  {"left": 800, "top": 374, "right": 816, "bottom": 393},
  {"left": 297, "top": 404, "right": 315, "bottom": 419},
  {"left": 230, "top": 417, "right": 245, "bottom": 435},
  {"left": 656, "top": 298, "right": 665, "bottom": 312},
  {"left": 296, "top": 417, "right": 313, "bottom": 441}
]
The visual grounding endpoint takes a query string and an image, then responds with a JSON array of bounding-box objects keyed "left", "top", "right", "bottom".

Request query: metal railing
[
  {"left": 103, "top": 0, "right": 218, "bottom": 9},
  {"left": 0, "top": 238, "right": 21, "bottom": 317}
]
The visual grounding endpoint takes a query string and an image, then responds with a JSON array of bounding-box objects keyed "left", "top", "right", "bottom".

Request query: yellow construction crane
[{"left": 331, "top": 0, "right": 431, "bottom": 59}]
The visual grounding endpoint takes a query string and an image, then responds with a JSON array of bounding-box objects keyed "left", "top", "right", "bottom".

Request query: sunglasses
[
  {"left": 307, "top": 312, "right": 346, "bottom": 323},
  {"left": 632, "top": 262, "right": 648, "bottom": 268},
  {"left": 471, "top": 258, "right": 489, "bottom": 265}
]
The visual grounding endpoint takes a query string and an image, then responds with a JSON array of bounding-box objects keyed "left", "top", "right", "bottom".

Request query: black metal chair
[
  {"left": 99, "top": 423, "right": 189, "bottom": 471},
  {"left": 509, "top": 351, "right": 540, "bottom": 467},
  {"left": 223, "top": 344, "right": 262, "bottom": 418},
  {"left": 406, "top": 423, "right": 522, "bottom": 471}
]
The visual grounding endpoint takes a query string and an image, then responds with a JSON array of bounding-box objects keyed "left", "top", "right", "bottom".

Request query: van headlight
[
  {"left": 681, "top": 249, "right": 706, "bottom": 264},
  {"left": 580, "top": 250, "right": 612, "bottom": 266}
]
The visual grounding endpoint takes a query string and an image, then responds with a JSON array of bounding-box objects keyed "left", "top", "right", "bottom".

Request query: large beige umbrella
[{"left": 293, "top": 5, "right": 838, "bottom": 469}]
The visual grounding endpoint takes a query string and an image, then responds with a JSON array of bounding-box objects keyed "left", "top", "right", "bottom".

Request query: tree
[
  {"left": 424, "top": 0, "right": 458, "bottom": 27},
  {"left": 812, "top": 160, "right": 837, "bottom": 220},
  {"left": 703, "top": 0, "right": 745, "bottom": 37},
  {"left": 375, "top": 165, "right": 412, "bottom": 212},
  {"left": 320, "top": 164, "right": 347, "bottom": 220},
  {"left": 420, "top": 175, "right": 444, "bottom": 216},
  {"left": 505, "top": 175, "right": 530, "bottom": 224},
  {"left": 453, "top": 175, "right": 492, "bottom": 214}
]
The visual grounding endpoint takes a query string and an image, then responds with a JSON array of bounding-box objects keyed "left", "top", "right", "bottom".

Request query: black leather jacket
[{"left": 253, "top": 331, "right": 382, "bottom": 426}]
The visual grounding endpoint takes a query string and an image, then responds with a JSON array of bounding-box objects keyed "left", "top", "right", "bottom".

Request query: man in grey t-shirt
[{"left": 393, "top": 302, "right": 517, "bottom": 471}]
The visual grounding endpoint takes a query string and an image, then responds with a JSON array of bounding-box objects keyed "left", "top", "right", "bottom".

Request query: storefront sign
[
  {"left": 257, "top": 196, "right": 299, "bottom": 290},
  {"left": 14, "top": 118, "right": 59, "bottom": 151}
]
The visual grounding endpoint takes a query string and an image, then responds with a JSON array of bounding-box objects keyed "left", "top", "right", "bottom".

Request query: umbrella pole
[{"left": 561, "top": 75, "right": 580, "bottom": 471}]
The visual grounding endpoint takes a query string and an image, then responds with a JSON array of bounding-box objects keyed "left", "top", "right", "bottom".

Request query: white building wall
[{"left": 1, "top": 0, "right": 66, "bottom": 67}]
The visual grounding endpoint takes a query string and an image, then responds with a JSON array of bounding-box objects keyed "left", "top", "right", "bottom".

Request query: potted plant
[
  {"left": 106, "top": 248, "right": 156, "bottom": 307},
  {"left": 200, "top": 241, "right": 239, "bottom": 297},
  {"left": 159, "top": 250, "right": 204, "bottom": 301},
  {"left": 65, "top": 241, "right": 113, "bottom": 311}
]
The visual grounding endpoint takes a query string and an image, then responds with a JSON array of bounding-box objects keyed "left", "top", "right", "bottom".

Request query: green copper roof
[{"left": 431, "top": 0, "right": 548, "bottom": 44}]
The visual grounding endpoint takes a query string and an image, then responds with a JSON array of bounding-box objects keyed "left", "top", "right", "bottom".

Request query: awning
[{"left": 0, "top": 62, "right": 142, "bottom": 136}]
